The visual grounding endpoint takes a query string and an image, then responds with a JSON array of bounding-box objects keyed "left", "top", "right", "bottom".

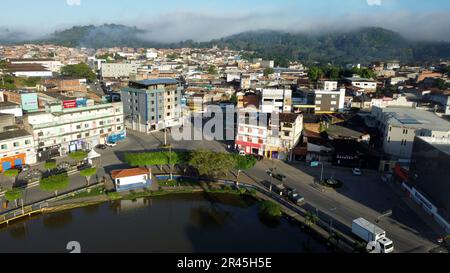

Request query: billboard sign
[
  {"left": 63, "top": 100, "right": 77, "bottom": 109},
  {"left": 21, "top": 93, "right": 39, "bottom": 111}
]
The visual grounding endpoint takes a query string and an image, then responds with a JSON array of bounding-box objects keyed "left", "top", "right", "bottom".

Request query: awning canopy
[{"left": 87, "top": 149, "right": 101, "bottom": 159}]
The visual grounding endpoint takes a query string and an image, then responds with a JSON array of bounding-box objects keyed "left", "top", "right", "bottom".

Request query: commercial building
[
  {"left": 0, "top": 102, "right": 23, "bottom": 117},
  {"left": 235, "top": 111, "right": 303, "bottom": 160},
  {"left": 8, "top": 58, "right": 63, "bottom": 73},
  {"left": 407, "top": 136, "right": 450, "bottom": 233},
  {"left": 0, "top": 129, "right": 36, "bottom": 172},
  {"left": 372, "top": 106, "right": 450, "bottom": 160},
  {"left": 121, "top": 78, "right": 182, "bottom": 133},
  {"left": 24, "top": 101, "right": 125, "bottom": 162}
]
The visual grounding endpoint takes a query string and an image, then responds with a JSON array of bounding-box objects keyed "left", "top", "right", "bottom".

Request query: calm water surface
[{"left": 0, "top": 193, "right": 329, "bottom": 253}]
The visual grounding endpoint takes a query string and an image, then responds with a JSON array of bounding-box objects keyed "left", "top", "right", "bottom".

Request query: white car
[
  {"left": 352, "top": 168, "right": 362, "bottom": 176},
  {"left": 239, "top": 151, "right": 246, "bottom": 156},
  {"left": 106, "top": 142, "right": 117, "bottom": 147}
]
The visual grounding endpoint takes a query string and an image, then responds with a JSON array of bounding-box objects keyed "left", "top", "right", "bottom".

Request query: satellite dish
[{"left": 366, "top": 241, "right": 382, "bottom": 253}]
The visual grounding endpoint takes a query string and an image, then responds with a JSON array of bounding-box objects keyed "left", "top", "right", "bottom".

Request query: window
[
  {"left": 100, "top": 129, "right": 104, "bottom": 134},
  {"left": 167, "top": 113, "right": 171, "bottom": 117},
  {"left": 25, "top": 140, "right": 31, "bottom": 145},
  {"left": 84, "top": 124, "right": 89, "bottom": 129},
  {"left": 117, "top": 126, "right": 122, "bottom": 130},
  {"left": 77, "top": 134, "right": 82, "bottom": 139},
  {"left": 13, "top": 142, "right": 19, "bottom": 147},
  {"left": 116, "top": 118, "right": 121, "bottom": 122},
  {"left": 117, "top": 179, "right": 120, "bottom": 185},
  {"left": 76, "top": 125, "right": 81, "bottom": 130},
  {"left": 1, "top": 144, "right": 7, "bottom": 150},
  {"left": 85, "top": 133, "right": 90, "bottom": 137},
  {"left": 99, "top": 121, "right": 104, "bottom": 126},
  {"left": 38, "top": 132, "right": 44, "bottom": 137}
]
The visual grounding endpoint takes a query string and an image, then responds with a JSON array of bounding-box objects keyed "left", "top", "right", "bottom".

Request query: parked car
[
  {"left": 106, "top": 142, "right": 117, "bottom": 147},
  {"left": 288, "top": 192, "right": 305, "bottom": 204},
  {"left": 96, "top": 144, "right": 107, "bottom": 150},
  {"left": 283, "top": 185, "right": 297, "bottom": 196},
  {"left": 352, "top": 168, "right": 362, "bottom": 176},
  {"left": 272, "top": 173, "right": 287, "bottom": 182},
  {"left": 239, "top": 150, "right": 246, "bottom": 156}
]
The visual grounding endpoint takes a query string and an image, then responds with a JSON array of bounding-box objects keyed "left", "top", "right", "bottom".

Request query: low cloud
[
  {"left": 367, "top": 0, "right": 382, "bottom": 6},
  {"left": 66, "top": 0, "right": 81, "bottom": 6},
  {"left": 132, "top": 10, "right": 450, "bottom": 43}
]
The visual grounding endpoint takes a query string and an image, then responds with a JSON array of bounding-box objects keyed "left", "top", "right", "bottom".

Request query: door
[
  {"left": 2, "top": 161, "right": 11, "bottom": 172},
  {"left": 14, "top": 158, "right": 23, "bottom": 167}
]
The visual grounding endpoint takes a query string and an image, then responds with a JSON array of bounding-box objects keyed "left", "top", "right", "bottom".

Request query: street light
[{"left": 311, "top": 161, "right": 325, "bottom": 183}]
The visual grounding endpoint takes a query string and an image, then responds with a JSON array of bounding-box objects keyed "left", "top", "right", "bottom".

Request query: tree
[
  {"left": 308, "top": 66, "right": 324, "bottom": 82},
  {"left": 189, "top": 150, "right": 236, "bottom": 179},
  {"left": 60, "top": 63, "right": 96, "bottom": 82},
  {"left": 207, "top": 65, "right": 218, "bottom": 75},
  {"left": 124, "top": 151, "right": 190, "bottom": 178},
  {"left": 436, "top": 78, "right": 449, "bottom": 90},
  {"left": 5, "top": 188, "right": 23, "bottom": 207},
  {"left": 233, "top": 155, "right": 257, "bottom": 186},
  {"left": 263, "top": 67, "right": 274, "bottom": 77},
  {"left": 69, "top": 151, "right": 88, "bottom": 162},
  {"left": 259, "top": 200, "right": 282, "bottom": 219},
  {"left": 230, "top": 93, "right": 238, "bottom": 105},
  {"left": 40, "top": 173, "right": 70, "bottom": 196},
  {"left": 305, "top": 211, "right": 319, "bottom": 226},
  {"left": 80, "top": 167, "right": 97, "bottom": 186}
]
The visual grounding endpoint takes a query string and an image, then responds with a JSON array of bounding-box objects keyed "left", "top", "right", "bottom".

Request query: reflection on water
[
  {"left": 8, "top": 222, "right": 27, "bottom": 240},
  {"left": 42, "top": 211, "right": 73, "bottom": 230},
  {"left": 189, "top": 206, "right": 233, "bottom": 229},
  {"left": 0, "top": 193, "right": 330, "bottom": 253}
]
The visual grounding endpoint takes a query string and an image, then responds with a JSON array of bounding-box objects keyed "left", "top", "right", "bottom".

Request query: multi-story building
[
  {"left": 24, "top": 101, "right": 125, "bottom": 162},
  {"left": 101, "top": 62, "right": 141, "bottom": 79},
  {"left": 407, "top": 136, "right": 450, "bottom": 233},
  {"left": 121, "top": 78, "right": 182, "bottom": 133},
  {"left": 312, "top": 88, "right": 346, "bottom": 113},
  {"left": 260, "top": 88, "right": 292, "bottom": 113},
  {"left": 0, "top": 129, "right": 36, "bottom": 172},
  {"left": 8, "top": 58, "right": 63, "bottom": 73},
  {"left": 372, "top": 106, "right": 450, "bottom": 160},
  {"left": 235, "top": 111, "right": 303, "bottom": 160}
]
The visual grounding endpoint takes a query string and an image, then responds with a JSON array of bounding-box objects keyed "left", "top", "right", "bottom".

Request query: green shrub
[
  {"left": 4, "top": 169, "right": 19, "bottom": 177},
  {"left": 259, "top": 200, "right": 282, "bottom": 219},
  {"left": 44, "top": 160, "right": 57, "bottom": 170},
  {"left": 5, "top": 188, "right": 23, "bottom": 202}
]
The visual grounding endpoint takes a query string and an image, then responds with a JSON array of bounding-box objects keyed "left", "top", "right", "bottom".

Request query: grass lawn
[
  {"left": 64, "top": 186, "right": 106, "bottom": 200},
  {"left": 158, "top": 179, "right": 200, "bottom": 187}
]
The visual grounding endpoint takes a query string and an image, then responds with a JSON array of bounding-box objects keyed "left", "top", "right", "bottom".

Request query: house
[
  {"left": 345, "top": 77, "right": 377, "bottom": 93},
  {"left": 111, "top": 167, "right": 152, "bottom": 192}
]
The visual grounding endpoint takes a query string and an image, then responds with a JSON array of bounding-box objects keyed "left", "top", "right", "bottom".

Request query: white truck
[{"left": 352, "top": 218, "right": 394, "bottom": 253}]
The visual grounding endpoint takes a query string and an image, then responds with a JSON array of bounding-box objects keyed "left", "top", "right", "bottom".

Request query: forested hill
[
  {"left": 205, "top": 28, "right": 450, "bottom": 66},
  {"left": 2, "top": 24, "right": 450, "bottom": 65}
]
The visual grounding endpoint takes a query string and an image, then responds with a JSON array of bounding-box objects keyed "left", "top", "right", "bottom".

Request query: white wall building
[
  {"left": 260, "top": 88, "right": 292, "bottom": 113},
  {"left": 101, "top": 62, "right": 141, "bottom": 78},
  {"left": 372, "top": 106, "right": 450, "bottom": 160},
  {"left": 0, "top": 129, "right": 36, "bottom": 172},
  {"left": 25, "top": 102, "right": 125, "bottom": 162}
]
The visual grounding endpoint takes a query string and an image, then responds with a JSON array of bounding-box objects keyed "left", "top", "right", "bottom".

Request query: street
[{"left": 0, "top": 127, "right": 443, "bottom": 253}]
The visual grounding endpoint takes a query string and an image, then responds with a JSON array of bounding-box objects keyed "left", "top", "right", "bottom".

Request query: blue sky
[{"left": 1, "top": 0, "right": 450, "bottom": 41}]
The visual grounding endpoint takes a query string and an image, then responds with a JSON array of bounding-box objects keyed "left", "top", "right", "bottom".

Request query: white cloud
[
  {"left": 66, "top": 0, "right": 81, "bottom": 6},
  {"left": 367, "top": 0, "right": 382, "bottom": 6}
]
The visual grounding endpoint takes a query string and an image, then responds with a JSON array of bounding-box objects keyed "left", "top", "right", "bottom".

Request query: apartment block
[{"left": 121, "top": 78, "right": 182, "bottom": 133}]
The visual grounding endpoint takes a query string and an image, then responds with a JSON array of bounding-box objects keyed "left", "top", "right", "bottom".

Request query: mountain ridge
[{"left": 1, "top": 24, "right": 450, "bottom": 65}]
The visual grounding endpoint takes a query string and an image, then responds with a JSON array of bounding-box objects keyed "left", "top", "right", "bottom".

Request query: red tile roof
[{"left": 111, "top": 167, "right": 150, "bottom": 179}]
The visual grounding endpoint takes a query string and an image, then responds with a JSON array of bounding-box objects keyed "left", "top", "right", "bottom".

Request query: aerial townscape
[{"left": 0, "top": 0, "right": 449, "bottom": 257}]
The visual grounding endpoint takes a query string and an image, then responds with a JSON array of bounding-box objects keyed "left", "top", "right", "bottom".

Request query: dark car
[
  {"left": 288, "top": 192, "right": 305, "bottom": 204},
  {"left": 272, "top": 173, "right": 287, "bottom": 182},
  {"left": 96, "top": 144, "right": 107, "bottom": 150}
]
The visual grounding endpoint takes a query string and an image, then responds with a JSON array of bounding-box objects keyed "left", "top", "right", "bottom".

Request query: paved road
[
  {"left": 0, "top": 125, "right": 442, "bottom": 253},
  {"left": 244, "top": 160, "right": 441, "bottom": 253}
]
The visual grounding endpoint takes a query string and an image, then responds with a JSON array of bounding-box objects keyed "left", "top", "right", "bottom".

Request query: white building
[
  {"left": 111, "top": 167, "right": 152, "bottom": 192},
  {"left": 346, "top": 77, "right": 377, "bottom": 92},
  {"left": 372, "top": 106, "right": 450, "bottom": 160},
  {"left": 24, "top": 102, "right": 125, "bottom": 162},
  {"left": 146, "top": 49, "right": 158, "bottom": 59},
  {"left": 260, "top": 88, "right": 292, "bottom": 113},
  {"left": 8, "top": 58, "right": 63, "bottom": 73},
  {"left": 101, "top": 62, "right": 141, "bottom": 79}
]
